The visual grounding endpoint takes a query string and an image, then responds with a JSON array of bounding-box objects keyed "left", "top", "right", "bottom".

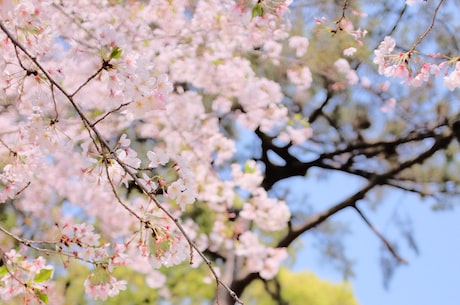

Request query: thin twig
[
  {"left": 0, "top": 224, "right": 97, "bottom": 265},
  {"left": 14, "top": 181, "right": 31, "bottom": 196},
  {"left": 69, "top": 65, "right": 106, "bottom": 97},
  {"left": 332, "top": 0, "right": 349, "bottom": 34},
  {"left": 0, "top": 137, "right": 17, "bottom": 155},
  {"left": 353, "top": 206, "right": 408, "bottom": 264},
  {"left": 50, "top": 84, "right": 60, "bottom": 124},
  {"left": 90, "top": 102, "right": 130, "bottom": 127},
  {"left": 408, "top": 0, "right": 446, "bottom": 54}
]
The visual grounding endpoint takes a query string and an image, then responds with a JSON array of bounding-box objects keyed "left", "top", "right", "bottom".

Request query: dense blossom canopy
[{"left": 0, "top": 0, "right": 459, "bottom": 304}]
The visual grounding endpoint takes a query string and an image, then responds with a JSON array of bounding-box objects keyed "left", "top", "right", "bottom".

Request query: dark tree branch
[
  {"left": 277, "top": 178, "right": 377, "bottom": 248},
  {"left": 257, "top": 121, "right": 450, "bottom": 190},
  {"left": 308, "top": 86, "right": 333, "bottom": 124},
  {"left": 263, "top": 277, "right": 289, "bottom": 305},
  {"left": 388, "top": 4, "right": 407, "bottom": 37},
  {"left": 276, "top": 129, "right": 453, "bottom": 249}
]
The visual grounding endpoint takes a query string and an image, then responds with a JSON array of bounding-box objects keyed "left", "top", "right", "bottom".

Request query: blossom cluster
[
  {"left": 373, "top": 36, "right": 460, "bottom": 90},
  {"left": 236, "top": 232, "right": 287, "bottom": 280},
  {"left": 0, "top": 249, "right": 54, "bottom": 303}
]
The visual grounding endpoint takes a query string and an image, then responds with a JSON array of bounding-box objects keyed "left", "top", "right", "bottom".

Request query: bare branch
[
  {"left": 278, "top": 179, "right": 377, "bottom": 248},
  {"left": 90, "top": 102, "right": 130, "bottom": 127}
]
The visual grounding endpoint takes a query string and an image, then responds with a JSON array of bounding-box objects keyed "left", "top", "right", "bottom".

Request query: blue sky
[{"left": 292, "top": 170, "right": 460, "bottom": 305}]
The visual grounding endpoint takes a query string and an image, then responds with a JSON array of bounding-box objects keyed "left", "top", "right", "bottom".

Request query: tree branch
[
  {"left": 278, "top": 179, "right": 377, "bottom": 248},
  {"left": 278, "top": 129, "right": 453, "bottom": 249},
  {"left": 258, "top": 122, "right": 448, "bottom": 190}
]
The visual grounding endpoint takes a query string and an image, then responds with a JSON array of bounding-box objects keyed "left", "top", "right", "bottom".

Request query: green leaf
[
  {"left": 251, "top": 3, "right": 264, "bottom": 19},
  {"left": 34, "top": 268, "right": 53, "bottom": 283},
  {"left": 244, "top": 161, "right": 256, "bottom": 174},
  {"left": 0, "top": 265, "right": 7, "bottom": 276},
  {"left": 212, "top": 59, "right": 224, "bottom": 65},
  {"left": 90, "top": 265, "right": 111, "bottom": 285},
  {"left": 109, "top": 46, "right": 123, "bottom": 59},
  {"left": 35, "top": 289, "right": 49, "bottom": 304}
]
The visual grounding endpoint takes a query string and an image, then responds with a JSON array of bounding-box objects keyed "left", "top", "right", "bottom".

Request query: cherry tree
[{"left": 0, "top": 0, "right": 459, "bottom": 304}]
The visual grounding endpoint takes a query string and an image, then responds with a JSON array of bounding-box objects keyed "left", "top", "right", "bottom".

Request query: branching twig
[
  {"left": 0, "top": 137, "right": 17, "bottom": 155},
  {"left": 69, "top": 65, "right": 106, "bottom": 98},
  {"left": 50, "top": 84, "right": 60, "bottom": 124},
  {"left": 0, "top": 224, "right": 98, "bottom": 265},
  {"left": 332, "top": 0, "right": 349, "bottom": 34},
  {"left": 277, "top": 130, "right": 453, "bottom": 249},
  {"left": 90, "top": 102, "right": 130, "bottom": 127},
  {"left": 14, "top": 181, "right": 31, "bottom": 196}
]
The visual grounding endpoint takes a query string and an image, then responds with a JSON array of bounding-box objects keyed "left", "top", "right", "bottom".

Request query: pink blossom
[
  {"left": 334, "top": 58, "right": 359, "bottom": 85},
  {"left": 443, "top": 62, "right": 460, "bottom": 91},
  {"left": 138, "top": 173, "right": 157, "bottom": 193},
  {"left": 0, "top": 0, "right": 14, "bottom": 19},
  {"left": 288, "top": 36, "right": 309, "bottom": 57},
  {"left": 117, "top": 134, "right": 131, "bottom": 148},
  {"left": 343, "top": 47, "right": 357, "bottom": 57},
  {"left": 147, "top": 149, "right": 170, "bottom": 168},
  {"left": 84, "top": 275, "right": 127, "bottom": 300},
  {"left": 263, "top": 40, "right": 283, "bottom": 65},
  {"left": 406, "top": 0, "right": 424, "bottom": 5},
  {"left": 167, "top": 179, "right": 186, "bottom": 199},
  {"left": 287, "top": 67, "right": 312, "bottom": 91}
]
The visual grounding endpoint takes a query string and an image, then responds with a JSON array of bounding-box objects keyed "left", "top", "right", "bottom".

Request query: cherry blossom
[
  {"left": 406, "top": 0, "right": 424, "bottom": 5},
  {"left": 287, "top": 67, "right": 313, "bottom": 91},
  {"left": 288, "top": 36, "right": 309, "bottom": 57},
  {"left": 334, "top": 58, "right": 359, "bottom": 85},
  {"left": 444, "top": 62, "right": 460, "bottom": 91},
  {"left": 343, "top": 47, "right": 357, "bottom": 57},
  {"left": 84, "top": 274, "right": 127, "bottom": 301},
  {"left": 0, "top": 0, "right": 457, "bottom": 304}
]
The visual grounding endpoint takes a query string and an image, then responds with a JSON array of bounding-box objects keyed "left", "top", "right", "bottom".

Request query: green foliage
[
  {"left": 109, "top": 46, "right": 123, "bottom": 60},
  {"left": 96, "top": 266, "right": 159, "bottom": 305},
  {"left": 243, "top": 268, "right": 359, "bottom": 305},
  {"left": 0, "top": 265, "right": 7, "bottom": 276},
  {"left": 56, "top": 262, "right": 88, "bottom": 305},
  {"left": 34, "top": 268, "right": 53, "bottom": 283},
  {"left": 99, "top": 263, "right": 215, "bottom": 305},
  {"left": 34, "top": 288, "right": 49, "bottom": 304},
  {"left": 163, "top": 263, "right": 215, "bottom": 304},
  {"left": 251, "top": 3, "right": 264, "bottom": 19},
  {"left": 306, "top": 25, "right": 370, "bottom": 79},
  {"left": 184, "top": 201, "right": 216, "bottom": 235}
]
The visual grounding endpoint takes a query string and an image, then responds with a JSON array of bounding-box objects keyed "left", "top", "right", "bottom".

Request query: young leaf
[
  {"left": 0, "top": 265, "right": 7, "bottom": 276},
  {"left": 251, "top": 3, "right": 264, "bottom": 19},
  {"left": 34, "top": 268, "right": 53, "bottom": 283},
  {"left": 35, "top": 289, "right": 49, "bottom": 304},
  {"left": 109, "top": 46, "right": 123, "bottom": 59}
]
